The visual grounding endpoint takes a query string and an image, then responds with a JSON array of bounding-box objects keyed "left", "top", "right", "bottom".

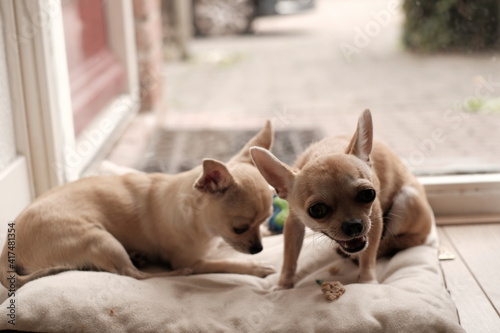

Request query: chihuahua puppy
[
  {"left": 1, "top": 122, "right": 275, "bottom": 288},
  {"left": 250, "top": 110, "right": 432, "bottom": 288}
]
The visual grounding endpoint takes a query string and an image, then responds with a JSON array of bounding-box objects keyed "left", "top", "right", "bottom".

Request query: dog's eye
[
  {"left": 356, "top": 189, "right": 376, "bottom": 203},
  {"left": 233, "top": 226, "right": 249, "bottom": 235},
  {"left": 308, "top": 203, "right": 331, "bottom": 219}
]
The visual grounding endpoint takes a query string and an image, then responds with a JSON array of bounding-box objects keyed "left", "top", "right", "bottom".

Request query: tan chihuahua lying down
[
  {"left": 250, "top": 110, "right": 432, "bottom": 288},
  {"left": 1, "top": 122, "right": 276, "bottom": 288}
]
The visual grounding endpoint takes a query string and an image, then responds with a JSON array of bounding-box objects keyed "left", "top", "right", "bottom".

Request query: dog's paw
[
  {"left": 273, "top": 283, "right": 293, "bottom": 291},
  {"left": 276, "top": 277, "right": 294, "bottom": 290},
  {"left": 251, "top": 262, "right": 276, "bottom": 278}
]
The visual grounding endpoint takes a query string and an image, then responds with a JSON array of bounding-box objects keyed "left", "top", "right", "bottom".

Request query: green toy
[{"left": 268, "top": 195, "right": 289, "bottom": 233}]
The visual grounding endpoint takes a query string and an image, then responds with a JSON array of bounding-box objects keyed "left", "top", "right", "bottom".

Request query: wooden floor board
[
  {"left": 437, "top": 227, "right": 500, "bottom": 332},
  {"left": 444, "top": 224, "right": 500, "bottom": 314}
]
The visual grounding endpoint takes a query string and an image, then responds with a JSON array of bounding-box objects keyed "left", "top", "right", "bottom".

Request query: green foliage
[
  {"left": 464, "top": 97, "right": 500, "bottom": 113},
  {"left": 403, "top": 0, "right": 500, "bottom": 52}
]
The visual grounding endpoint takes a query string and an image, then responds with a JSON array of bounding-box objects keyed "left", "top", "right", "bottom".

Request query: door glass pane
[
  {"left": 162, "top": 0, "right": 500, "bottom": 176},
  {"left": 62, "top": 0, "right": 126, "bottom": 136}
]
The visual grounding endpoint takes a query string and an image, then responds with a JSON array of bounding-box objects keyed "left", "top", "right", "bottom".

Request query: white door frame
[
  {"left": 8, "top": 0, "right": 74, "bottom": 196},
  {"left": 2, "top": 0, "right": 139, "bottom": 196},
  {"left": 0, "top": 1, "right": 34, "bottom": 233}
]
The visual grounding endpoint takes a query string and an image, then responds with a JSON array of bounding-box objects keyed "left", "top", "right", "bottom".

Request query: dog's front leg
[
  {"left": 192, "top": 259, "right": 275, "bottom": 277},
  {"left": 278, "top": 211, "right": 305, "bottom": 289},
  {"left": 357, "top": 202, "right": 383, "bottom": 284}
]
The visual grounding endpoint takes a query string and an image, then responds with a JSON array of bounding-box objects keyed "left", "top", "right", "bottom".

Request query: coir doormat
[{"left": 140, "top": 128, "right": 323, "bottom": 174}]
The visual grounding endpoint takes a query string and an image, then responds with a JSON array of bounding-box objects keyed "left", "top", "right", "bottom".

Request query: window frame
[{"left": 421, "top": 173, "right": 500, "bottom": 224}]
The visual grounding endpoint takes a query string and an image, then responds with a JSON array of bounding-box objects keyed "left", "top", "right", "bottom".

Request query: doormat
[{"left": 139, "top": 128, "right": 323, "bottom": 174}]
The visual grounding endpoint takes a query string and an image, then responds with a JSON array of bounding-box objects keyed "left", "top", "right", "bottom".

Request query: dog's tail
[
  {"left": 0, "top": 246, "right": 70, "bottom": 289},
  {"left": 1, "top": 263, "right": 71, "bottom": 289},
  {"left": 16, "top": 267, "right": 71, "bottom": 288}
]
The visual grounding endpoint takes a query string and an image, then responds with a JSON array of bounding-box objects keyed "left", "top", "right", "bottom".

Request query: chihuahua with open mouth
[
  {"left": 1, "top": 122, "right": 276, "bottom": 289},
  {"left": 250, "top": 110, "right": 432, "bottom": 288}
]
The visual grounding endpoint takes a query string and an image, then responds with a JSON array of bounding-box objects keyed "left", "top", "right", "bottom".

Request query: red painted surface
[{"left": 62, "top": 0, "right": 126, "bottom": 135}]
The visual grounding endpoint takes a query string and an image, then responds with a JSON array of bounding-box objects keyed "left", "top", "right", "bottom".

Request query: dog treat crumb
[
  {"left": 328, "top": 266, "right": 340, "bottom": 275},
  {"left": 320, "top": 281, "right": 345, "bottom": 301}
]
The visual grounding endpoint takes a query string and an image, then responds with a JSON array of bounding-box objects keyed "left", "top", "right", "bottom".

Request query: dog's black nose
[
  {"left": 249, "top": 242, "right": 263, "bottom": 254},
  {"left": 341, "top": 219, "right": 364, "bottom": 237}
]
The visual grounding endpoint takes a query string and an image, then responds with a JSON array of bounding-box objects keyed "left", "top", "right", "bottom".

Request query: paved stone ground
[{"left": 152, "top": 0, "right": 500, "bottom": 175}]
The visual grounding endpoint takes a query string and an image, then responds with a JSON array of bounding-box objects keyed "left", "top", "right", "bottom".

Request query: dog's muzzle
[
  {"left": 322, "top": 232, "right": 368, "bottom": 254},
  {"left": 337, "top": 236, "right": 367, "bottom": 254},
  {"left": 341, "top": 219, "right": 364, "bottom": 237},
  {"left": 249, "top": 242, "right": 263, "bottom": 254}
]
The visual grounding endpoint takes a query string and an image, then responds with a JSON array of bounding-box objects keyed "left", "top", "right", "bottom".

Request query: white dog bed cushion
[{"left": 0, "top": 225, "right": 463, "bottom": 333}]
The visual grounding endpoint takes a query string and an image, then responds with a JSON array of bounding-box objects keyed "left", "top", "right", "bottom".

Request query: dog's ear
[
  {"left": 346, "top": 109, "right": 373, "bottom": 163},
  {"left": 250, "top": 147, "right": 295, "bottom": 199},
  {"left": 230, "top": 120, "right": 273, "bottom": 165},
  {"left": 194, "top": 159, "right": 234, "bottom": 194}
]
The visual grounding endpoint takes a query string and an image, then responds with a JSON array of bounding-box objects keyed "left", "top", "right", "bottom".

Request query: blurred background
[
  {"left": 1, "top": 0, "right": 500, "bottom": 198},
  {"left": 115, "top": 0, "right": 500, "bottom": 177},
  {"left": 1, "top": 2, "right": 499, "bottom": 329}
]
